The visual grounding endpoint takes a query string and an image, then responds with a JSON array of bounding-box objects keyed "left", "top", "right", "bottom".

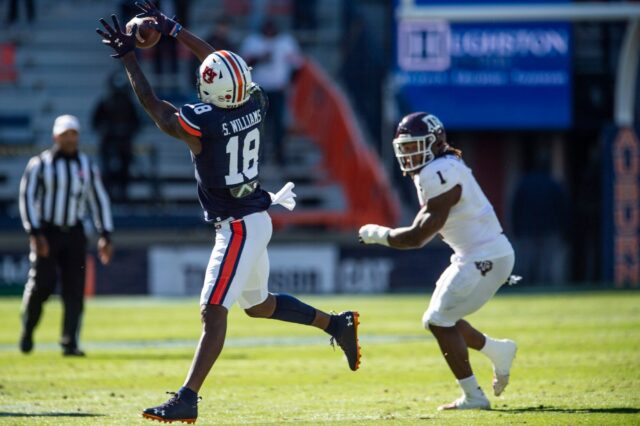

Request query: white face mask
[{"left": 392, "top": 133, "right": 437, "bottom": 172}]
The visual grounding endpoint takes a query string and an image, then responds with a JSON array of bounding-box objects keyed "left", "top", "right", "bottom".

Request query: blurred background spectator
[
  {"left": 511, "top": 143, "right": 570, "bottom": 285},
  {"left": 189, "top": 16, "right": 237, "bottom": 87},
  {"left": 92, "top": 72, "right": 141, "bottom": 202},
  {"left": 341, "top": 1, "right": 388, "bottom": 152},
  {"left": 292, "top": 0, "right": 317, "bottom": 32},
  {"left": 7, "top": 0, "right": 35, "bottom": 26},
  {"left": 241, "top": 18, "right": 302, "bottom": 166}
]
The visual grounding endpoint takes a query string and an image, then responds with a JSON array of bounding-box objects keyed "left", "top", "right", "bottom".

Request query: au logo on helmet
[{"left": 202, "top": 67, "right": 218, "bottom": 84}]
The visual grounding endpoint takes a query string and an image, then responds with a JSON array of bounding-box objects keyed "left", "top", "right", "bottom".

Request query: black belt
[{"left": 42, "top": 223, "right": 82, "bottom": 233}]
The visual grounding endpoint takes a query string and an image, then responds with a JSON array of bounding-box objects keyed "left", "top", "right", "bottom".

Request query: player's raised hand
[
  {"left": 96, "top": 14, "right": 137, "bottom": 58},
  {"left": 135, "top": 0, "right": 182, "bottom": 38}
]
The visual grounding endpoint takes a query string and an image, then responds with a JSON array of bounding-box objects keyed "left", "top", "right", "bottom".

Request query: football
[{"left": 126, "top": 16, "right": 161, "bottom": 49}]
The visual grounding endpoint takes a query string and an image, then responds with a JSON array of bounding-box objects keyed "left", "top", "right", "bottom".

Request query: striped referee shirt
[{"left": 19, "top": 148, "right": 113, "bottom": 237}]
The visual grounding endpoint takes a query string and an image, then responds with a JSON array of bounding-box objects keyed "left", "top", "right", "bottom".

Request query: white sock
[
  {"left": 457, "top": 375, "right": 484, "bottom": 398},
  {"left": 479, "top": 334, "right": 501, "bottom": 361}
]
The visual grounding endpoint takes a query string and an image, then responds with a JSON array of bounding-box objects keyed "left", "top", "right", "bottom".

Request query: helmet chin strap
[{"left": 195, "top": 70, "right": 202, "bottom": 102}]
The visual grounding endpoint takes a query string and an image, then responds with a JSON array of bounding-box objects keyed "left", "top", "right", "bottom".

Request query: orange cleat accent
[
  {"left": 142, "top": 412, "right": 196, "bottom": 424},
  {"left": 353, "top": 311, "right": 361, "bottom": 371}
]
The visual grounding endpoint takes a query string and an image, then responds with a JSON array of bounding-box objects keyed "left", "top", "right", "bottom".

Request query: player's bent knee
[
  {"left": 200, "top": 304, "right": 228, "bottom": 328},
  {"left": 243, "top": 294, "right": 274, "bottom": 318},
  {"left": 244, "top": 307, "right": 260, "bottom": 318},
  {"left": 244, "top": 305, "right": 268, "bottom": 318},
  {"left": 422, "top": 310, "right": 455, "bottom": 329}
]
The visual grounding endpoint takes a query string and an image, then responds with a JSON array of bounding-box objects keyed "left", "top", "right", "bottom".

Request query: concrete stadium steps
[
  {"left": 0, "top": 155, "right": 28, "bottom": 200},
  {"left": 123, "top": 180, "right": 345, "bottom": 212},
  {"left": 16, "top": 50, "right": 115, "bottom": 68},
  {"left": 0, "top": 87, "right": 43, "bottom": 110},
  {"left": 16, "top": 48, "right": 111, "bottom": 68},
  {"left": 4, "top": 1, "right": 123, "bottom": 145},
  {"left": 18, "top": 73, "right": 109, "bottom": 90},
  {"left": 0, "top": 126, "right": 34, "bottom": 145}
]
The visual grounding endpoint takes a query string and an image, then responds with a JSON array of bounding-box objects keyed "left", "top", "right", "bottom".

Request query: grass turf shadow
[
  {"left": 493, "top": 406, "right": 640, "bottom": 414},
  {"left": 0, "top": 412, "right": 105, "bottom": 417}
]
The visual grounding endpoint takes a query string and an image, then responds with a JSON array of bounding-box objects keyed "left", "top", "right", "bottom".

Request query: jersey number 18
[{"left": 225, "top": 128, "right": 260, "bottom": 185}]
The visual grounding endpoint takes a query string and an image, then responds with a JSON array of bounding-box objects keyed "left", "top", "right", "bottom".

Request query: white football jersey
[{"left": 414, "top": 155, "right": 513, "bottom": 260}]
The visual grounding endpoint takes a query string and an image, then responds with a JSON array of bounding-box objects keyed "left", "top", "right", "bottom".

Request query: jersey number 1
[{"left": 225, "top": 128, "right": 260, "bottom": 185}]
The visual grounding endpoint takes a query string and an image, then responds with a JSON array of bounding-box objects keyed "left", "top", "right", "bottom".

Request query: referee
[{"left": 18, "top": 114, "right": 114, "bottom": 356}]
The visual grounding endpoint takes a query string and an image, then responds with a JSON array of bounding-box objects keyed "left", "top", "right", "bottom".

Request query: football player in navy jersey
[{"left": 97, "top": 2, "right": 360, "bottom": 423}]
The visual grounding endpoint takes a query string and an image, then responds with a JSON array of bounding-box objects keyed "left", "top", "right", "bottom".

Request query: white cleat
[
  {"left": 438, "top": 394, "right": 491, "bottom": 411},
  {"left": 492, "top": 339, "right": 517, "bottom": 396}
]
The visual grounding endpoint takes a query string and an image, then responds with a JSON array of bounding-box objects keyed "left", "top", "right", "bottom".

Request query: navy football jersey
[{"left": 178, "top": 85, "right": 272, "bottom": 222}]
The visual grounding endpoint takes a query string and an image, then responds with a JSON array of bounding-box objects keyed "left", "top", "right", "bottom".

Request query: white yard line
[{"left": 0, "top": 334, "right": 428, "bottom": 352}]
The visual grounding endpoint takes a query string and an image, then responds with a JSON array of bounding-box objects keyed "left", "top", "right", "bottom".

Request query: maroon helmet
[{"left": 393, "top": 112, "right": 446, "bottom": 172}]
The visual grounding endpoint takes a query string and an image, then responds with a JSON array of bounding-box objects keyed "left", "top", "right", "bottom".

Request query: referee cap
[{"left": 53, "top": 115, "right": 80, "bottom": 136}]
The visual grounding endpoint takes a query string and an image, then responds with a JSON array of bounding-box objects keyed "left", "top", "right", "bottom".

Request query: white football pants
[
  {"left": 423, "top": 253, "right": 515, "bottom": 328},
  {"left": 200, "top": 211, "right": 272, "bottom": 310}
]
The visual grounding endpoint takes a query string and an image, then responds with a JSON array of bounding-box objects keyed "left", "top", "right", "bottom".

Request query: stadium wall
[{"left": 0, "top": 244, "right": 452, "bottom": 296}]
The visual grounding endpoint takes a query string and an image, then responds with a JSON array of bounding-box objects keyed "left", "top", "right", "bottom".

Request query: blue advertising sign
[
  {"left": 412, "top": 0, "right": 568, "bottom": 4},
  {"left": 394, "top": 1, "right": 572, "bottom": 129}
]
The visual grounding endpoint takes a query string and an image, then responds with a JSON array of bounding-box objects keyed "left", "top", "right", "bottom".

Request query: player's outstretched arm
[
  {"left": 96, "top": 15, "right": 201, "bottom": 154},
  {"left": 136, "top": 0, "right": 214, "bottom": 62},
  {"left": 121, "top": 54, "right": 202, "bottom": 154},
  {"left": 359, "top": 185, "right": 461, "bottom": 249}
]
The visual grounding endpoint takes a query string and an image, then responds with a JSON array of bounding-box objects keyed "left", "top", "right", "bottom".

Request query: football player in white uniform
[{"left": 359, "top": 112, "right": 518, "bottom": 410}]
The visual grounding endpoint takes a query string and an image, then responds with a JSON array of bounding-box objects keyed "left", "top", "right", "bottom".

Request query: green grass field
[{"left": 0, "top": 291, "right": 639, "bottom": 425}]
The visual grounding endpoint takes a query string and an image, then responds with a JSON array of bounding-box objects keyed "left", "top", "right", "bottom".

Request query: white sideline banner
[{"left": 148, "top": 244, "right": 338, "bottom": 296}]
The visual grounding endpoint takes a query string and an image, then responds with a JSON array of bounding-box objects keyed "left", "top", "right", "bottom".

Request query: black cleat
[
  {"left": 142, "top": 392, "right": 199, "bottom": 424},
  {"left": 330, "top": 311, "right": 361, "bottom": 371},
  {"left": 62, "top": 347, "right": 86, "bottom": 357},
  {"left": 19, "top": 332, "right": 33, "bottom": 354}
]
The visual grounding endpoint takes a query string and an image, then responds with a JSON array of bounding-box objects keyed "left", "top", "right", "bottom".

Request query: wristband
[{"left": 169, "top": 22, "right": 182, "bottom": 38}]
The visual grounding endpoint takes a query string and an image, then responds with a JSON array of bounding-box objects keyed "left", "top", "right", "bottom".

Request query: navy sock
[
  {"left": 324, "top": 314, "right": 339, "bottom": 337},
  {"left": 178, "top": 386, "right": 198, "bottom": 404},
  {"left": 269, "top": 293, "right": 316, "bottom": 325}
]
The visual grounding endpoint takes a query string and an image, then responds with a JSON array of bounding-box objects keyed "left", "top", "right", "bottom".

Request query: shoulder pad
[
  {"left": 419, "top": 157, "right": 461, "bottom": 201},
  {"left": 178, "top": 103, "right": 213, "bottom": 137},
  {"left": 250, "top": 84, "right": 268, "bottom": 111},
  {"left": 248, "top": 83, "right": 261, "bottom": 95}
]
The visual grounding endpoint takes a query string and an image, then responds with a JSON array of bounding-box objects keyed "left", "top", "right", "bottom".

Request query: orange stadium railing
[
  {"left": 0, "top": 43, "right": 17, "bottom": 83},
  {"left": 270, "top": 59, "right": 400, "bottom": 231}
]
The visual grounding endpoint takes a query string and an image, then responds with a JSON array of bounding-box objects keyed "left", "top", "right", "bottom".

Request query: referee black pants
[{"left": 21, "top": 225, "right": 87, "bottom": 350}]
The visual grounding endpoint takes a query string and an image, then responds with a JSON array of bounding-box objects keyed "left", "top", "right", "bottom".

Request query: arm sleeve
[
  {"left": 19, "top": 156, "right": 42, "bottom": 235},
  {"left": 178, "top": 105, "right": 203, "bottom": 137},
  {"left": 87, "top": 161, "right": 113, "bottom": 235},
  {"left": 420, "top": 160, "right": 461, "bottom": 201},
  {"left": 283, "top": 35, "right": 304, "bottom": 69}
]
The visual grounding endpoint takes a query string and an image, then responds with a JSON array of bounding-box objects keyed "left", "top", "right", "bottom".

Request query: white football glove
[
  {"left": 358, "top": 224, "right": 391, "bottom": 246},
  {"left": 269, "top": 181, "right": 297, "bottom": 211}
]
